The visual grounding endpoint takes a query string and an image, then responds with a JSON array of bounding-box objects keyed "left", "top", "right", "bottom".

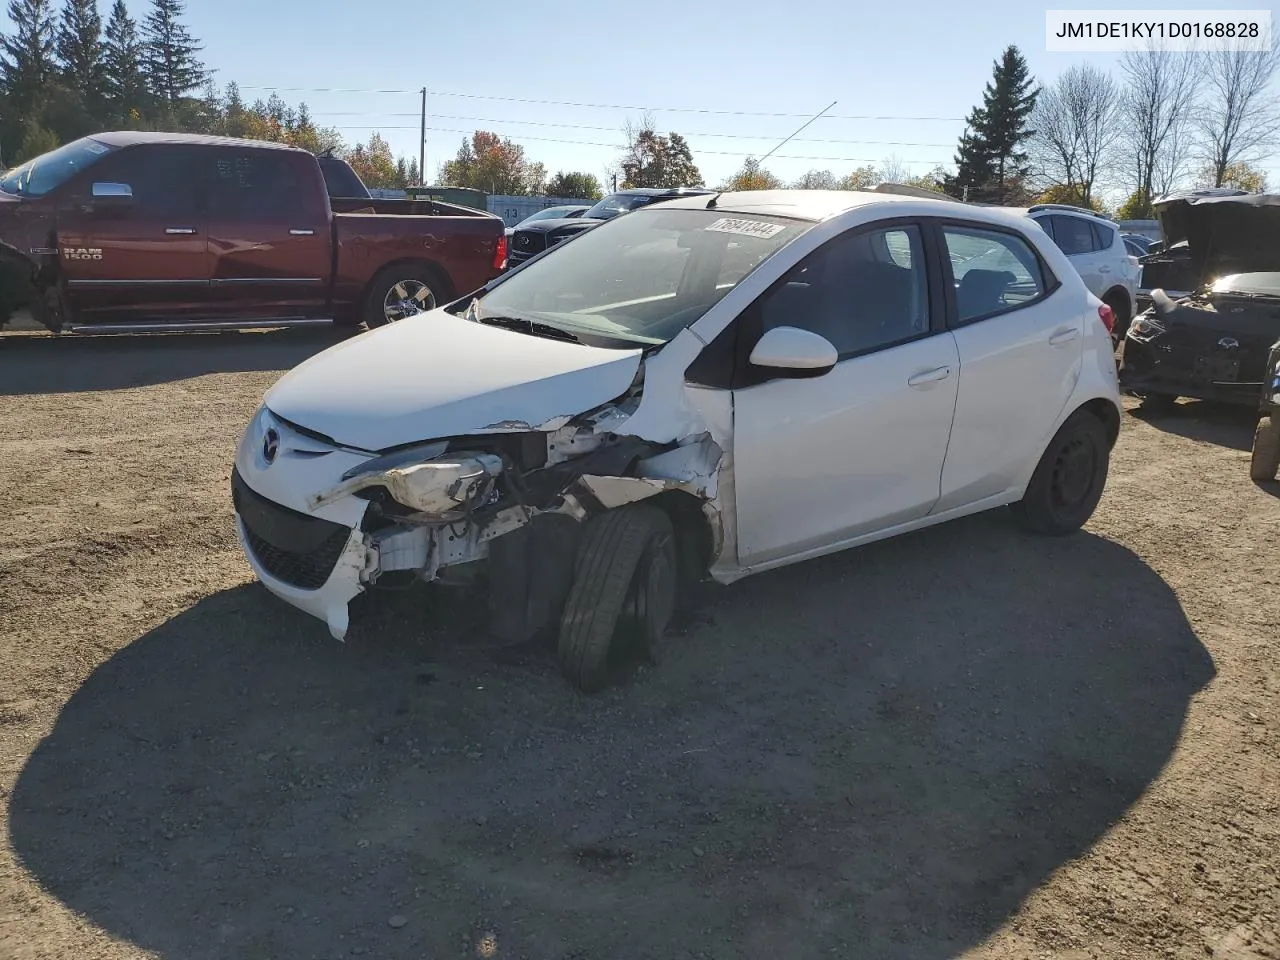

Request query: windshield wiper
[{"left": 474, "top": 314, "right": 580, "bottom": 343}]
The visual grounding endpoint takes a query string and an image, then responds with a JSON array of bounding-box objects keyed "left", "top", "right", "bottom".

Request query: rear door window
[
  {"left": 210, "top": 149, "right": 308, "bottom": 218},
  {"left": 1046, "top": 215, "right": 1096, "bottom": 256}
]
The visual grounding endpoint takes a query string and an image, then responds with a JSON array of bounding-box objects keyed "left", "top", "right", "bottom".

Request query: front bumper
[
  {"left": 1120, "top": 336, "right": 1261, "bottom": 406},
  {"left": 235, "top": 511, "right": 367, "bottom": 640}
]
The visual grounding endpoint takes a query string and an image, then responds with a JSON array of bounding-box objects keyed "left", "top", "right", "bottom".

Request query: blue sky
[{"left": 10, "top": 0, "right": 1280, "bottom": 190}]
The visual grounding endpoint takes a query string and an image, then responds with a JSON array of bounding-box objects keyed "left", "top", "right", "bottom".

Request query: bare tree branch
[
  {"left": 1120, "top": 42, "right": 1200, "bottom": 204},
  {"left": 1029, "top": 64, "right": 1123, "bottom": 203},
  {"left": 1195, "top": 39, "right": 1280, "bottom": 186}
]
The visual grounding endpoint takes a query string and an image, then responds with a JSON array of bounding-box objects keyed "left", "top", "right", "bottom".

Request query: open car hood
[
  {"left": 264, "top": 311, "right": 643, "bottom": 452},
  {"left": 1152, "top": 190, "right": 1280, "bottom": 281}
]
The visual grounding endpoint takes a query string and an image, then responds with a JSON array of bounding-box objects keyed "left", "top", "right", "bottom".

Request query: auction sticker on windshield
[{"left": 705, "top": 218, "right": 787, "bottom": 240}]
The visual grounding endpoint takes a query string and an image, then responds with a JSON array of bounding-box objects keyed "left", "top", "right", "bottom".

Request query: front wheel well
[
  {"left": 1080, "top": 397, "right": 1121, "bottom": 449},
  {"left": 642, "top": 490, "right": 716, "bottom": 585}
]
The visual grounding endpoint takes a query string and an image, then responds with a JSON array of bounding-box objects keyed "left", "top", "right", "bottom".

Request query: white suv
[
  {"left": 232, "top": 190, "right": 1122, "bottom": 691},
  {"left": 1026, "top": 204, "right": 1140, "bottom": 342}
]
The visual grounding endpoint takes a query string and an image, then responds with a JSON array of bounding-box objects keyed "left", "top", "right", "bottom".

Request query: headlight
[
  {"left": 309, "top": 451, "right": 504, "bottom": 518},
  {"left": 1127, "top": 314, "right": 1166, "bottom": 342}
]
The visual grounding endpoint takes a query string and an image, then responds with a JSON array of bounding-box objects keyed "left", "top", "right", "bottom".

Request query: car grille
[
  {"left": 232, "top": 468, "right": 351, "bottom": 590},
  {"left": 508, "top": 230, "right": 547, "bottom": 264}
]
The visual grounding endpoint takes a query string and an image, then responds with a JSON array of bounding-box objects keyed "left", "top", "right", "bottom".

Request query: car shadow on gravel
[
  {"left": 1129, "top": 399, "right": 1258, "bottom": 452},
  {"left": 10, "top": 514, "right": 1214, "bottom": 960},
  {"left": 0, "top": 327, "right": 355, "bottom": 395}
]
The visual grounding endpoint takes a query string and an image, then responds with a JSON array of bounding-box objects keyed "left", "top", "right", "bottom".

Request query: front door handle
[
  {"left": 1049, "top": 328, "right": 1081, "bottom": 346},
  {"left": 165, "top": 227, "right": 197, "bottom": 235},
  {"left": 907, "top": 366, "right": 951, "bottom": 387},
  {"left": 289, "top": 228, "right": 315, "bottom": 236}
]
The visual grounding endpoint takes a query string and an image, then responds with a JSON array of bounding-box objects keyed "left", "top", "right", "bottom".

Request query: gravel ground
[{"left": 1, "top": 329, "right": 1277, "bottom": 960}]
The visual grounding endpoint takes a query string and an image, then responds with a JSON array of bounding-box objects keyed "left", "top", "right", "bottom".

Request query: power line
[
  {"left": 307, "top": 110, "right": 955, "bottom": 147},
  {"left": 238, "top": 85, "right": 963, "bottom": 121},
  {"left": 414, "top": 125, "right": 951, "bottom": 164}
]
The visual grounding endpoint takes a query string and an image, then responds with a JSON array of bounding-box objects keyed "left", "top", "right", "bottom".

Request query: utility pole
[{"left": 418, "top": 88, "right": 426, "bottom": 186}]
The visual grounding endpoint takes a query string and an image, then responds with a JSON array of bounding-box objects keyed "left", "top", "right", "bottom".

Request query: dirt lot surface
[{"left": 1, "top": 328, "right": 1277, "bottom": 960}]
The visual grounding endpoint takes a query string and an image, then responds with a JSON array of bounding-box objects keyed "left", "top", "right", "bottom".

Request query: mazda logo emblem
[
  {"left": 1218, "top": 337, "right": 1240, "bottom": 350},
  {"left": 262, "top": 428, "right": 280, "bottom": 464}
]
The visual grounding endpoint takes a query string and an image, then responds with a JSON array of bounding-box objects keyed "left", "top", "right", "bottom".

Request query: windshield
[
  {"left": 0, "top": 137, "right": 115, "bottom": 197},
  {"left": 468, "top": 208, "right": 807, "bottom": 346},
  {"left": 1209, "top": 272, "right": 1280, "bottom": 298},
  {"left": 517, "top": 206, "right": 582, "bottom": 227},
  {"left": 584, "top": 193, "right": 657, "bottom": 220}
]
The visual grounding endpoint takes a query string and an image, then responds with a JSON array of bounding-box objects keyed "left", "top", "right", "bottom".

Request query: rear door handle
[
  {"left": 907, "top": 366, "right": 951, "bottom": 387},
  {"left": 165, "top": 227, "right": 197, "bottom": 235},
  {"left": 289, "top": 228, "right": 315, "bottom": 236},
  {"left": 1049, "top": 328, "right": 1080, "bottom": 346},
  {"left": 1098, "top": 265, "right": 1112, "bottom": 274}
]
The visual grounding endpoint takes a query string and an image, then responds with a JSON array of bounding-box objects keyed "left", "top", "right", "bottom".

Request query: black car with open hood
[{"left": 1121, "top": 192, "right": 1280, "bottom": 409}]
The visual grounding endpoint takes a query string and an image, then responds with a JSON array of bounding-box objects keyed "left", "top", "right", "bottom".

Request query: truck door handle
[
  {"left": 907, "top": 366, "right": 951, "bottom": 387},
  {"left": 1049, "top": 328, "right": 1080, "bottom": 346},
  {"left": 165, "top": 227, "right": 197, "bottom": 235},
  {"left": 289, "top": 228, "right": 315, "bottom": 236}
]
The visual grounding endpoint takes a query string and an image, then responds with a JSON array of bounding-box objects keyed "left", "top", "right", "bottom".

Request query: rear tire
[
  {"left": 557, "top": 505, "right": 677, "bottom": 694},
  {"left": 363, "top": 265, "right": 445, "bottom": 328},
  {"left": 1250, "top": 415, "right": 1280, "bottom": 482},
  {"left": 1011, "top": 410, "right": 1110, "bottom": 536}
]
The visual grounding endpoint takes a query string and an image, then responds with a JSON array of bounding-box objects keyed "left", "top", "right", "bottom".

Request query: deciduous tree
[
  {"left": 545, "top": 171, "right": 602, "bottom": 199},
  {"left": 1028, "top": 63, "right": 1122, "bottom": 206},
  {"left": 720, "top": 157, "right": 781, "bottom": 191},
  {"left": 440, "top": 130, "right": 545, "bottom": 195},
  {"left": 618, "top": 117, "right": 703, "bottom": 188},
  {"left": 1195, "top": 41, "right": 1280, "bottom": 187}
]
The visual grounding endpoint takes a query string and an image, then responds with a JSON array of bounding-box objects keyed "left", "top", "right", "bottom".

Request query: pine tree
[
  {"left": 56, "top": 0, "right": 105, "bottom": 110},
  {"left": 1, "top": 0, "right": 58, "bottom": 117},
  {"left": 102, "top": 0, "right": 145, "bottom": 120},
  {"left": 944, "top": 45, "right": 1039, "bottom": 203},
  {"left": 140, "top": 0, "right": 204, "bottom": 103}
]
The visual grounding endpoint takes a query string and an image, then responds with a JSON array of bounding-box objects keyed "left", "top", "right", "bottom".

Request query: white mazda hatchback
[{"left": 232, "top": 189, "right": 1121, "bottom": 691}]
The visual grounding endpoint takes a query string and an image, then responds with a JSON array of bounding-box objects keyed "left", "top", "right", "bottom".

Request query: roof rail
[
  {"left": 873, "top": 182, "right": 955, "bottom": 201},
  {"left": 1027, "top": 202, "right": 1113, "bottom": 220}
]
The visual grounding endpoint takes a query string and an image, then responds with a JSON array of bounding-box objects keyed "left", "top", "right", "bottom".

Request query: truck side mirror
[{"left": 90, "top": 182, "right": 133, "bottom": 213}]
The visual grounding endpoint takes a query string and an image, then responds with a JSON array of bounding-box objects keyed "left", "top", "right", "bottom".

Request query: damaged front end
[{"left": 233, "top": 382, "right": 724, "bottom": 644}]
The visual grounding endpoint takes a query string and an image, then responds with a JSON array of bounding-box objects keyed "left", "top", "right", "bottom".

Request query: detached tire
[
  {"left": 363, "top": 265, "right": 445, "bottom": 328},
  {"left": 1250, "top": 415, "right": 1280, "bottom": 481},
  {"left": 1011, "top": 410, "right": 1110, "bottom": 536},
  {"left": 558, "top": 505, "right": 677, "bottom": 694}
]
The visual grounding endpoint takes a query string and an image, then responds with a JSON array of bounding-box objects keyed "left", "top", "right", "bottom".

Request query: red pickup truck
[{"left": 0, "top": 131, "right": 507, "bottom": 333}]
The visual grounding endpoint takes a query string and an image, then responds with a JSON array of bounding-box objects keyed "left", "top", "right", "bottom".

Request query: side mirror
[
  {"left": 749, "top": 325, "right": 838, "bottom": 378},
  {"left": 90, "top": 182, "right": 133, "bottom": 213}
]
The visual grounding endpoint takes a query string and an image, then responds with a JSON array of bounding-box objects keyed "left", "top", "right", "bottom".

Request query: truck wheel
[
  {"left": 364, "top": 266, "right": 444, "bottom": 327},
  {"left": 1250, "top": 415, "right": 1280, "bottom": 482},
  {"left": 1011, "top": 410, "right": 1109, "bottom": 536},
  {"left": 557, "top": 505, "right": 677, "bottom": 694}
]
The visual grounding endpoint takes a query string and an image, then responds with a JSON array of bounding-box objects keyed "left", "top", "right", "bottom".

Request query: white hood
[{"left": 265, "top": 310, "right": 643, "bottom": 451}]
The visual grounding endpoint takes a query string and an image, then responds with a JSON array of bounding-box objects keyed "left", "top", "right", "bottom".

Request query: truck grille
[{"left": 232, "top": 468, "right": 351, "bottom": 590}]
